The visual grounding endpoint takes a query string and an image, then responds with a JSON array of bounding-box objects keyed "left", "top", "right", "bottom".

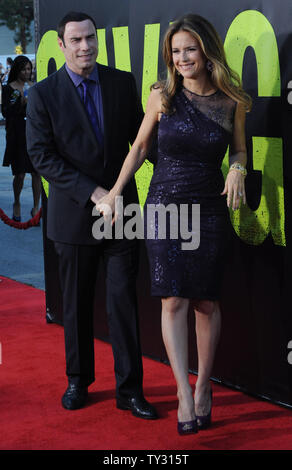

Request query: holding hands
[{"left": 91, "top": 186, "right": 121, "bottom": 223}]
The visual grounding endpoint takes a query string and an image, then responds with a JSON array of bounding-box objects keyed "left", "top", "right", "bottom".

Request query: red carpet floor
[{"left": 1, "top": 275, "right": 292, "bottom": 451}]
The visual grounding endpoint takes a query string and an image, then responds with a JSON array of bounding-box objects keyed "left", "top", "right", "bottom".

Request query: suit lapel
[{"left": 58, "top": 66, "right": 103, "bottom": 153}]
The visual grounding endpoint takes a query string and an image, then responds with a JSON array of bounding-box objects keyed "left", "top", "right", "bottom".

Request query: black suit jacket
[{"left": 26, "top": 64, "right": 144, "bottom": 244}]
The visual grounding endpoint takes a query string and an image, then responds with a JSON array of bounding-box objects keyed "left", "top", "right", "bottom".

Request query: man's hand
[
  {"left": 90, "top": 186, "right": 109, "bottom": 205},
  {"left": 91, "top": 186, "right": 115, "bottom": 224}
]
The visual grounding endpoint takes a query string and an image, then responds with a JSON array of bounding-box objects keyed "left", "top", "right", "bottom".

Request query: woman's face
[
  {"left": 18, "top": 62, "right": 32, "bottom": 82},
  {"left": 171, "top": 30, "right": 207, "bottom": 80}
]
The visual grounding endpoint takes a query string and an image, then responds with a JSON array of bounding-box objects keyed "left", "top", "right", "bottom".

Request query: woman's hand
[
  {"left": 223, "top": 101, "right": 248, "bottom": 210},
  {"left": 221, "top": 169, "right": 246, "bottom": 211}
]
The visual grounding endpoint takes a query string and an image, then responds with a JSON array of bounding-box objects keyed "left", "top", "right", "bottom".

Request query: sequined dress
[{"left": 144, "top": 87, "right": 236, "bottom": 300}]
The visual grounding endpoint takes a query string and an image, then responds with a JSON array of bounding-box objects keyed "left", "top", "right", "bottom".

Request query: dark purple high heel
[
  {"left": 177, "top": 419, "right": 198, "bottom": 435},
  {"left": 12, "top": 203, "right": 21, "bottom": 222},
  {"left": 196, "top": 389, "right": 213, "bottom": 430},
  {"left": 31, "top": 209, "right": 40, "bottom": 226}
]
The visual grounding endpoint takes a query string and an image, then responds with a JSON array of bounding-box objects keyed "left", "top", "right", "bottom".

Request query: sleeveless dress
[{"left": 144, "top": 87, "right": 236, "bottom": 300}]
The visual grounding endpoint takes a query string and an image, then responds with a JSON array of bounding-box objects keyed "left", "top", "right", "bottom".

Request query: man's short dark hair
[{"left": 57, "top": 11, "right": 97, "bottom": 44}]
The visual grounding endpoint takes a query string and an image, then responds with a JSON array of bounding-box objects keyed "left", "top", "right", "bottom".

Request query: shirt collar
[{"left": 65, "top": 63, "right": 99, "bottom": 87}]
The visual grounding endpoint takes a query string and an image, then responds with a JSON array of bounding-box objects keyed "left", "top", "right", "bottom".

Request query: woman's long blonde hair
[{"left": 157, "top": 14, "right": 252, "bottom": 114}]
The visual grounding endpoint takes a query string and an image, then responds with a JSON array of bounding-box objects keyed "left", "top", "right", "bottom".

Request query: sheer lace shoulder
[{"left": 182, "top": 87, "right": 237, "bottom": 134}]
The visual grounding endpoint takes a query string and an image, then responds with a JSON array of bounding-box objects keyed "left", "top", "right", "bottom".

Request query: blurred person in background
[
  {"left": 2, "top": 55, "right": 41, "bottom": 222},
  {"left": 1, "top": 57, "right": 13, "bottom": 85}
]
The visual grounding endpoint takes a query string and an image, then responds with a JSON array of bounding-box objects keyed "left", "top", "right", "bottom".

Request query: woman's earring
[{"left": 206, "top": 60, "right": 214, "bottom": 72}]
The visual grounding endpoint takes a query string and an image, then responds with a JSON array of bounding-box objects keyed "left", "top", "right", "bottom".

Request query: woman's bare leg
[
  {"left": 194, "top": 300, "right": 221, "bottom": 415},
  {"left": 13, "top": 173, "right": 25, "bottom": 217},
  {"left": 161, "top": 297, "right": 196, "bottom": 422},
  {"left": 31, "top": 173, "right": 41, "bottom": 216}
]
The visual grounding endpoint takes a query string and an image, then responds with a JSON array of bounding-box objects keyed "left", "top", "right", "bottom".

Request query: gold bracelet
[{"left": 229, "top": 162, "right": 247, "bottom": 177}]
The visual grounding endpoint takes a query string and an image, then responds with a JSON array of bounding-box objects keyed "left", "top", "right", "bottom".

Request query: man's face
[{"left": 58, "top": 19, "right": 98, "bottom": 76}]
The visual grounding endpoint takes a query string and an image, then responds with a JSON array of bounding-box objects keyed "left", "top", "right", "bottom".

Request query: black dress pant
[{"left": 54, "top": 238, "right": 143, "bottom": 399}]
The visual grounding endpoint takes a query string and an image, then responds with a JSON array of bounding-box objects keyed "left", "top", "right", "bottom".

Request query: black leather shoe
[
  {"left": 61, "top": 383, "right": 88, "bottom": 410},
  {"left": 116, "top": 396, "right": 158, "bottom": 420}
]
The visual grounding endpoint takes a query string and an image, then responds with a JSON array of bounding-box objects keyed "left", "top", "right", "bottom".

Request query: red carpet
[{"left": 1, "top": 275, "right": 292, "bottom": 451}]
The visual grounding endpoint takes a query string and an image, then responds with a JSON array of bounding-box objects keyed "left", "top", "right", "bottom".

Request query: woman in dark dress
[
  {"left": 2, "top": 56, "right": 41, "bottom": 222},
  {"left": 96, "top": 14, "right": 252, "bottom": 434}
]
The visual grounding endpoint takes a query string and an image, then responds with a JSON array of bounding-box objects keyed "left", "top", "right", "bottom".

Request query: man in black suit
[{"left": 26, "top": 11, "right": 157, "bottom": 420}]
